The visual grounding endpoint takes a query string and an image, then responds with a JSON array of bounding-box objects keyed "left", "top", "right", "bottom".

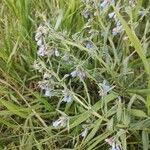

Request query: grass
[{"left": 0, "top": 0, "right": 150, "bottom": 150}]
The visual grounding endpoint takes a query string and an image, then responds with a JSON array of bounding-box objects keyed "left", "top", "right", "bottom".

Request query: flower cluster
[
  {"left": 35, "top": 25, "right": 48, "bottom": 56},
  {"left": 108, "top": 11, "right": 124, "bottom": 36},
  {"left": 70, "top": 68, "right": 86, "bottom": 81}
]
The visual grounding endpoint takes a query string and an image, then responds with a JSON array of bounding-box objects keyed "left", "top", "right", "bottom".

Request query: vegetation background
[{"left": 0, "top": 0, "right": 150, "bottom": 149}]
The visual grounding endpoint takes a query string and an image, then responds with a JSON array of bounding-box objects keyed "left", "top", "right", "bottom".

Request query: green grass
[{"left": 0, "top": 0, "right": 150, "bottom": 150}]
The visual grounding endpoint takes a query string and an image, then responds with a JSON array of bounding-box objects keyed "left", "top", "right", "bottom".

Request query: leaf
[
  {"left": 130, "top": 109, "right": 147, "bottom": 118},
  {"left": 0, "top": 119, "right": 17, "bottom": 128},
  {"left": 69, "top": 113, "right": 90, "bottom": 129},
  {"left": 142, "top": 130, "right": 149, "bottom": 150},
  {"left": 86, "top": 131, "right": 113, "bottom": 150},
  {"left": 83, "top": 119, "right": 102, "bottom": 146},
  {"left": 54, "top": 9, "right": 63, "bottom": 30},
  {"left": 113, "top": 7, "right": 150, "bottom": 74},
  {"left": 0, "top": 99, "right": 29, "bottom": 118}
]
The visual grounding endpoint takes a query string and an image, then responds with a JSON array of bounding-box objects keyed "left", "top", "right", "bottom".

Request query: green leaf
[
  {"left": 0, "top": 99, "right": 30, "bottom": 118},
  {"left": 142, "top": 130, "right": 149, "bottom": 150},
  {"left": 86, "top": 131, "right": 113, "bottom": 150},
  {"left": 83, "top": 119, "right": 102, "bottom": 146},
  {"left": 70, "top": 112, "right": 90, "bottom": 129},
  {"left": 130, "top": 109, "right": 147, "bottom": 118}
]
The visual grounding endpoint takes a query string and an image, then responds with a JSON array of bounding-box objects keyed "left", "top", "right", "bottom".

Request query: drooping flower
[{"left": 52, "top": 116, "right": 67, "bottom": 128}]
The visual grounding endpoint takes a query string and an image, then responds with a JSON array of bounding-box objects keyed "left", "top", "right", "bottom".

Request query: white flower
[
  {"left": 64, "top": 95, "right": 72, "bottom": 103},
  {"left": 105, "top": 137, "right": 121, "bottom": 150},
  {"left": 111, "top": 143, "right": 120, "bottom": 150},
  {"left": 112, "top": 25, "right": 124, "bottom": 36},
  {"left": 108, "top": 12, "right": 115, "bottom": 18},
  {"left": 35, "top": 25, "right": 47, "bottom": 43},
  {"left": 52, "top": 116, "right": 67, "bottom": 128},
  {"left": 100, "top": 0, "right": 108, "bottom": 8},
  {"left": 105, "top": 138, "right": 114, "bottom": 146},
  {"left": 37, "top": 45, "right": 47, "bottom": 56},
  {"left": 62, "top": 89, "right": 72, "bottom": 103},
  {"left": 100, "top": 0, "right": 115, "bottom": 8},
  {"left": 70, "top": 69, "right": 86, "bottom": 80},
  {"left": 54, "top": 48, "right": 60, "bottom": 57},
  {"left": 43, "top": 72, "right": 51, "bottom": 79},
  {"left": 81, "top": 128, "right": 88, "bottom": 138},
  {"left": 99, "top": 80, "right": 115, "bottom": 97},
  {"left": 70, "top": 70, "right": 77, "bottom": 78},
  {"left": 37, "top": 38, "right": 43, "bottom": 46},
  {"left": 45, "top": 89, "right": 53, "bottom": 97}
]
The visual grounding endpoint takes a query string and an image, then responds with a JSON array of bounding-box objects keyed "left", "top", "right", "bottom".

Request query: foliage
[{"left": 0, "top": 0, "right": 150, "bottom": 149}]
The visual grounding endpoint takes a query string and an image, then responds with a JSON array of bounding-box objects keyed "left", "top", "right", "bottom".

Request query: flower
[
  {"left": 82, "top": 9, "right": 91, "bottom": 19},
  {"left": 81, "top": 127, "right": 88, "bottom": 138},
  {"left": 108, "top": 12, "right": 115, "bottom": 18},
  {"left": 44, "top": 89, "right": 53, "bottom": 97},
  {"left": 83, "top": 41, "right": 96, "bottom": 51},
  {"left": 52, "top": 116, "right": 67, "bottom": 128},
  {"left": 105, "top": 137, "right": 121, "bottom": 150},
  {"left": 112, "top": 25, "right": 124, "bottom": 36},
  {"left": 38, "top": 80, "right": 54, "bottom": 97},
  {"left": 35, "top": 25, "right": 47, "bottom": 41},
  {"left": 62, "top": 89, "right": 72, "bottom": 103},
  {"left": 99, "top": 80, "right": 115, "bottom": 97},
  {"left": 37, "top": 45, "right": 47, "bottom": 56},
  {"left": 105, "top": 137, "right": 114, "bottom": 146},
  {"left": 100, "top": 0, "right": 115, "bottom": 8},
  {"left": 70, "top": 70, "right": 77, "bottom": 78},
  {"left": 70, "top": 69, "right": 86, "bottom": 80},
  {"left": 52, "top": 47, "right": 60, "bottom": 57},
  {"left": 43, "top": 72, "right": 51, "bottom": 79},
  {"left": 37, "top": 38, "right": 43, "bottom": 46}
]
